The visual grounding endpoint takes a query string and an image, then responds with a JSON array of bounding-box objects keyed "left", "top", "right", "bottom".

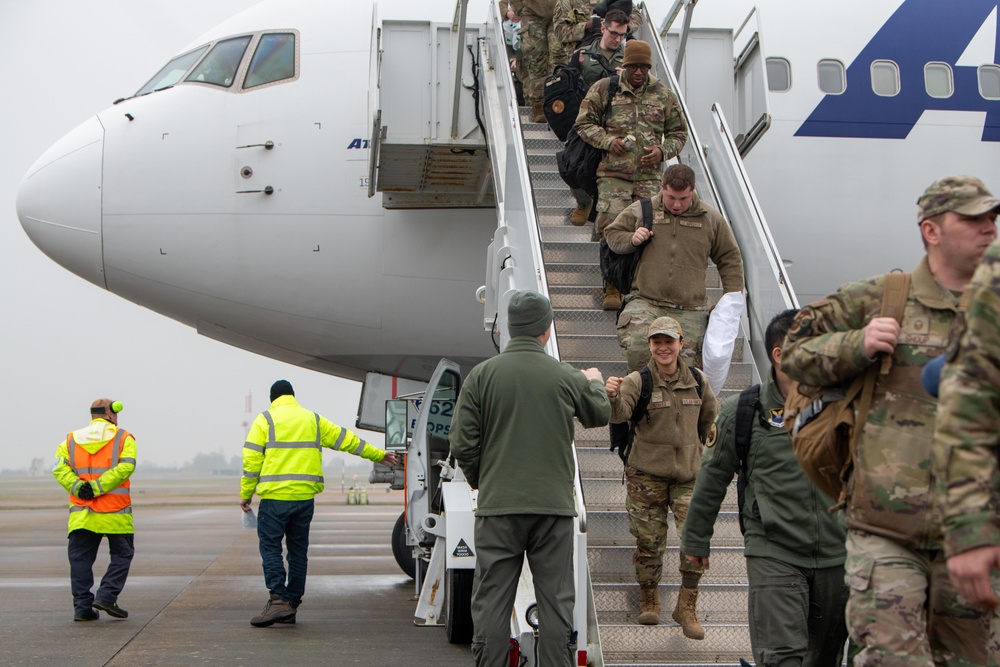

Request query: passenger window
[
  {"left": 871, "top": 60, "right": 900, "bottom": 96},
  {"left": 186, "top": 36, "right": 252, "bottom": 88},
  {"left": 244, "top": 33, "right": 297, "bottom": 89},
  {"left": 766, "top": 58, "right": 790, "bottom": 92},
  {"left": 979, "top": 65, "right": 1000, "bottom": 100},
  {"left": 924, "top": 62, "right": 953, "bottom": 98},
  {"left": 135, "top": 47, "right": 208, "bottom": 96},
  {"left": 817, "top": 59, "right": 845, "bottom": 94}
]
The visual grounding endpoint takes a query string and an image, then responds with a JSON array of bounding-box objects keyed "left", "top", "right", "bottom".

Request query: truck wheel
[
  {"left": 391, "top": 512, "right": 417, "bottom": 579},
  {"left": 445, "top": 568, "right": 474, "bottom": 644}
]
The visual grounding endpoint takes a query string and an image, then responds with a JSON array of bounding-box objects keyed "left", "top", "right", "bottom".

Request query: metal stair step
[
  {"left": 599, "top": 622, "right": 753, "bottom": 665},
  {"left": 594, "top": 582, "right": 748, "bottom": 618},
  {"left": 587, "top": 509, "right": 743, "bottom": 547},
  {"left": 589, "top": 546, "right": 748, "bottom": 584}
]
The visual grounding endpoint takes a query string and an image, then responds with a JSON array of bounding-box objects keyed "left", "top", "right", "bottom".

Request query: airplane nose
[{"left": 17, "top": 116, "right": 106, "bottom": 288}]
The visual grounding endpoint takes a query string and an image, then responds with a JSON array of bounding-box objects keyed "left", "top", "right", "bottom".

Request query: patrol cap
[
  {"left": 622, "top": 40, "right": 652, "bottom": 67},
  {"left": 916, "top": 175, "right": 1000, "bottom": 222},
  {"left": 646, "top": 316, "right": 683, "bottom": 340}
]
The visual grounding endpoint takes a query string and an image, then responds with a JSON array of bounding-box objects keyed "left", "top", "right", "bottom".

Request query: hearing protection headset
[{"left": 91, "top": 400, "right": 123, "bottom": 415}]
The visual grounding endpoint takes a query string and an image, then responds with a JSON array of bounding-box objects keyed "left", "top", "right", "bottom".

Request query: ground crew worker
[
  {"left": 782, "top": 175, "right": 999, "bottom": 665},
  {"left": 239, "top": 380, "right": 398, "bottom": 627},
  {"left": 605, "top": 317, "right": 718, "bottom": 638},
  {"left": 52, "top": 398, "right": 136, "bottom": 621},
  {"left": 682, "top": 310, "right": 849, "bottom": 665},
  {"left": 574, "top": 39, "right": 688, "bottom": 310},
  {"left": 567, "top": 8, "right": 629, "bottom": 226},
  {"left": 450, "top": 290, "right": 610, "bottom": 666},
  {"left": 604, "top": 164, "right": 744, "bottom": 372}
]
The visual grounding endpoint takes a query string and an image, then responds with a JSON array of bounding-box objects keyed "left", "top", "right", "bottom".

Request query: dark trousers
[
  {"left": 67, "top": 529, "right": 134, "bottom": 614},
  {"left": 746, "top": 556, "right": 849, "bottom": 667},
  {"left": 257, "top": 498, "right": 314, "bottom": 607},
  {"left": 471, "top": 514, "right": 576, "bottom": 667}
]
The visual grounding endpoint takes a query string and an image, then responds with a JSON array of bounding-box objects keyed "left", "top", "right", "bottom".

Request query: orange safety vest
[{"left": 67, "top": 429, "right": 132, "bottom": 515}]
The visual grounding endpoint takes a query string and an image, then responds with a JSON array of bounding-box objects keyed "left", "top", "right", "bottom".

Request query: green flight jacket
[
  {"left": 450, "top": 336, "right": 610, "bottom": 516},
  {"left": 681, "top": 370, "right": 847, "bottom": 569}
]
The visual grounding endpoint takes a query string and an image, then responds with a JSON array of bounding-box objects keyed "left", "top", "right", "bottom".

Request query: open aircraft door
[{"left": 732, "top": 6, "right": 771, "bottom": 156}]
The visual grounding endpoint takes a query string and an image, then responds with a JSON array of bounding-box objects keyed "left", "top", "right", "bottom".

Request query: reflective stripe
[
  {"left": 120, "top": 457, "right": 136, "bottom": 465},
  {"left": 314, "top": 413, "right": 321, "bottom": 448},
  {"left": 263, "top": 441, "right": 321, "bottom": 450},
  {"left": 258, "top": 474, "right": 324, "bottom": 484},
  {"left": 68, "top": 433, "right": 77, "bottom": 468},
  {"left": 333, "top": 427, "right": 347, "bottom": 451},
  {"left": 104, "top": 488, "right": 130, "bottom": 495},
  {"left": 243, "top": 441, "right": 264, "bottom": 453},
  {"left": 243, "top": 470, "right": 260, "bottom": 479},
  {"left": 95, "top": 479, "right": 105, "bottom": 495},
  {"left": 69, "top": 505, "right": 132, "bottom": 515},
  {"left": 75, "top": 467, "right": 111, "bottom": 475},
  {"left": 264, "top": 411, "right": 276, "bottom": 447}
]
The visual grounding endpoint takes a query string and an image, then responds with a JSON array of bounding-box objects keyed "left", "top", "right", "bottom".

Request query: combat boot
[
  {"left": 250, "top": 597, "right": 296, "bottom": 627},
  {"left": 570, "top": 203, "right": 589, "bottom": 226},
  {"left": 671, "top": 586, "right": 705, "bottom": 640},
  {"left": 637, "top": 585, "right": 660, "bottom": 625},
  {"left": 602, "top": 284, "right": 622, "bottom": 311},
  {"left": 531, "top": 99, "right": 546, "bottom": 123}
]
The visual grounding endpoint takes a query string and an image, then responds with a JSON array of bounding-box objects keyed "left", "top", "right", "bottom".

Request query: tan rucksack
[{"left": 784, "top": 271, "right": 910, "bottom": 508}]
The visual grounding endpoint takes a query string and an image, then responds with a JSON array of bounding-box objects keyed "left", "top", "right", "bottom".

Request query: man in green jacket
[
  {"left": 682, "top": 310, "right": 849, "bottom": 665},
  {"left": 450, "top": 290, "right": 610, "bottom": 667},
  {"left": 239, "top": 380, "right": 397, "bottom": 627}
]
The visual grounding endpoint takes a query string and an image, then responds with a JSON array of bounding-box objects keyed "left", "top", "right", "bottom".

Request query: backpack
[
  {"left": 543, "top": 51, "right": 616, "bottom": 142},
  {"left": 609, "top": 366, "right": 704, "bottom": 480},
  {"left": 733, "top": 384, "right": 763, "bottom": 535},
  {"left": 784, "top": 271, "right": 911, "bottom": 506},
  {"left": 600, "top": 197, "right": 652, "bottom": 296},
  {"left": 556, "top": 74, "right": 619, "bottom": 197}
]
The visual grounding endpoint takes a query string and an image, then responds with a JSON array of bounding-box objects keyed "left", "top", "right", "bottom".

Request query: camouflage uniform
[
  {"left": 512, "top": 0, "right": 558, "bottom": 105},
  {"left": 574, "top": 72, "right": 688, "bottom": 231},
  {"left": 782, "top": 257, "right": 991, "bottom": 666},
  {"left": 610, "top": 357, "right": 718, "bottom": 586},
  {"left": 604, "top": 192, "right": 745, "bottom": 372},
  {"left": 934, "top": 238, "right": 1000, "bottom": 666},
  {"left": 551, "top": 0, "right": 592, "bottom": 68},
  {"left": 577, "top": 38, "right": 623, "bottom": 90}
]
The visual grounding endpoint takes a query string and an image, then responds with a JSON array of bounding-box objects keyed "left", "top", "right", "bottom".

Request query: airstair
[{"left": 369, "top": 1, "right": 797, "bottom": 664}]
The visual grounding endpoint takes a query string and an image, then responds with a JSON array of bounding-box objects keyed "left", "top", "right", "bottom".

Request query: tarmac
[{"left": 0, "top": 474, "right": 474, "bottom": 667}]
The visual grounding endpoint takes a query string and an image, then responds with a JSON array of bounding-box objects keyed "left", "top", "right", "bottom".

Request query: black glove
[{"left": 77, "top": 482, "right": 95, "bottom": 500}]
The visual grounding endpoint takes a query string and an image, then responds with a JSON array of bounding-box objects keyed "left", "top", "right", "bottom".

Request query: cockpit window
[
  {"left": 244, "top": 33, "right": 296, "bottom": 89},
  {"left": 135, "top": 47, "right": 208, "bottom": 96},
  {"left": 186, "top": 36, "right": 252, "bottom": 87}
]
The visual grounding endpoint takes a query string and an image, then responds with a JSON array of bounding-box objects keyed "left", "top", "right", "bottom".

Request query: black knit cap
[{"left": 270, "top": 380, "right": 295, "bottom": 402}]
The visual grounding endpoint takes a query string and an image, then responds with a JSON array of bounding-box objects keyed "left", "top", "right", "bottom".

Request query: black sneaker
[
  {"left": 74, "top": 609, "right": 99, "bottom": 622},
  {"left": 93, "top": 600, "right": 128, "bottom": 619}
]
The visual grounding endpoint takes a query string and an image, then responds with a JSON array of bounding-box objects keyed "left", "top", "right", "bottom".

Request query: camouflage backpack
[{"left": 784, "top": 271, "right": 910, "bottom": 506}]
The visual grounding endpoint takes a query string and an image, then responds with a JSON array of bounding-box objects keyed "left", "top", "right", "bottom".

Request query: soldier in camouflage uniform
[
  {"left": 782, "top": 175, "right": 1000, "bottom": 666},
  {"left": 551, "top": 0, "right": 592, "bottom": 68},
  {"left": 934, "top": 236, "right": 1000, "bottom": 664},
  {"left": 604, "top": 164, "right": 744, "bottom": 373},
  {"left": 574, "top": 39, "right": 688, "bottom": 310},
  {"left": 509, "top": 0, "right": 558, "bottom": 123},
  {"left": 605, "top": 317, "right": 718, "bottom": 638}
]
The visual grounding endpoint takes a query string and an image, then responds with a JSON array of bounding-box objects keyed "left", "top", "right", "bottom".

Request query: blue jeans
[{"left": 257, "top": 498, "right": 314, "bottom": 607}]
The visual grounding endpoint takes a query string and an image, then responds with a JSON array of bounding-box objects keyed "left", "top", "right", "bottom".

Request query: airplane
[{"left": 15, "top": 0, "right": 1000, "bottom": 663}]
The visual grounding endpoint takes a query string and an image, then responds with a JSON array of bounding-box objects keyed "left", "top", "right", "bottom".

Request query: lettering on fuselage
[
  {"left": 797, "top": 0, "right": 1000, "bottom": 141},
  {"left": 346, "top": 138, "right": 371, "bottom": 149}
]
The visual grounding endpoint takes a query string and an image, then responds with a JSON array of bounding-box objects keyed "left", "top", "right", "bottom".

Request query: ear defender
[{"left": 110, "top": 401, "right": 123, "bottom": 413}]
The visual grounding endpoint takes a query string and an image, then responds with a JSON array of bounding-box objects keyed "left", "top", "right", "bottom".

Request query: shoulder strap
[
  {"left": 601, "top": 74, "right": 619, "bottom": 127},
  {"left": 640, "top": 197, "right": 653, "bottom": 231},
  {"left": 630, "top": 366, "right": 654, "bottom": 424},
  {"left": 591, "top": 51, "right": 617, "bottom": 75},
  {"left": 734, "top": 384, "right": 761, "bottom": 466},
  {"left": 690, "top": 366, "right": 704, "bottom": 398}
]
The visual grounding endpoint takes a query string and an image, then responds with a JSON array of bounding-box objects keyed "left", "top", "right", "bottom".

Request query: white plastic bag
[
  {"left": 241, "top": 507, "right": 257, "bottom": 530},
  {"left": 701, "top": 291, "right": 746, "bottom": 394}
]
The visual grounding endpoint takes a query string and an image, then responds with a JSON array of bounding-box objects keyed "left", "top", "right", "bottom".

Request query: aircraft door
[{"left": 732, "top": 7, "right": 771, "bottom": 156}]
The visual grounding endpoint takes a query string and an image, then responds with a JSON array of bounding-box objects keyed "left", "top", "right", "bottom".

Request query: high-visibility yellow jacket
[
  {"left": 52, "top": 419, "right": 136, "bottom": 534},
  {"left": 241, "top": 395, "right": 387, "bottom": 501}
]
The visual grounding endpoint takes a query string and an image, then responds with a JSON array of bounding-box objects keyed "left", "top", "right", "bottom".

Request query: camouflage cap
[
  {"left": 916, "top": 175, "right": 1000, "bottom": 222},
  {"left": 647, "top": 316, "right": 682, "bottom": 340}
]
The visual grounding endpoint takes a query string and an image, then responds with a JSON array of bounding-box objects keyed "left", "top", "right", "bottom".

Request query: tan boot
[
  {"left": 570, "top": 204, "right": 589, "bottom": 225},
  {"left": 602, "top": 284, "right": 622, "bottom": 311},
  {"left": 637, "top": 585, "right": 660, "bottom": 625},
  {"left": 671, "top": 586, "right": 705, "bottom": 640},
  {"left": 250, "top": 597, "right": 296, "bottom": 627},
  {"left": 531, "top": 99, "right": 546, "bottom": 123}
]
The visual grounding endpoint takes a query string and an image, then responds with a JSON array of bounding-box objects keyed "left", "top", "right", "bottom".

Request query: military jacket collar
[{"left": 912, "top": 255, "right": 960, "bottom": 312}]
